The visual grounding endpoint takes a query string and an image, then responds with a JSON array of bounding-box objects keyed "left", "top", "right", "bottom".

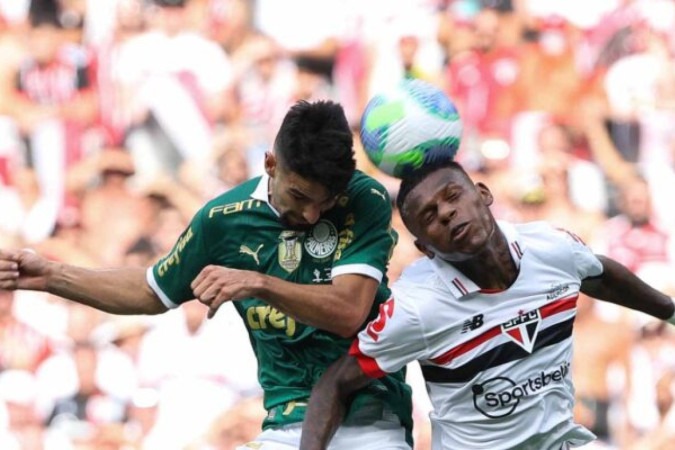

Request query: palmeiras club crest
[{"left": 304, "top": 220, "right": 338, "bottom": 260}]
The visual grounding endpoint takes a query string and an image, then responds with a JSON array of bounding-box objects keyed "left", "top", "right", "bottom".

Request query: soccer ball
[{"left": 360, "top": 79, "right": 462, "bottom": 179}]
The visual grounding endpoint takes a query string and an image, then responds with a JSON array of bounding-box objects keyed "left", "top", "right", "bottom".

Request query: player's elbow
[
  {"left": 334, "top": 310, "right": 370, "bottom": 338},
  {"left": 334, "top": 325, "right": 359, "bottom": 339},
  {"left": 329, "top": 286, "right": 374, "bottom": 337}
]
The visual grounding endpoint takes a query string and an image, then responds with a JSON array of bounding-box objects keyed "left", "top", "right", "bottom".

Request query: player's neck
[{"left": 452, "top": 232, "right": 518, "bottom": 291}]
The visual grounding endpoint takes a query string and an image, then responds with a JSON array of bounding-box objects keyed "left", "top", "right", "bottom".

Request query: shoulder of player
[
  {"left": 514, "top": 220, "right": 590, "bottom": 266},
  {"left": 512, "top": 221, "right": 571, "bottom": 245},
  {"left": 198, "top": 177, "right": 266, "bottom": 221},
  {"left": 392, "top": 258, "right": 450, "bottom": 306},
  {"left": 343, "top": 171, "right": 392, "bottom": 205},
  {"left": 397, "top": 256, "right": 434, "bottom": 281}
]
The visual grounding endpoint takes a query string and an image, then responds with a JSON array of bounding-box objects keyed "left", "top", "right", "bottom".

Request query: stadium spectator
[
  {"left": 0, "top": 289, "right": 52, "bottom": 372},
  {"left": 6, "top": 0, "right": 98, "bottom": 242},
  {"left": 113, "top": 0, "right": 234, "bottom": 182}
]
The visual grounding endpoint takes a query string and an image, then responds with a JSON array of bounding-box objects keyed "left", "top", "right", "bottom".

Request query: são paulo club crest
[{"left": 500, "top": 310, "right": 541, "bottom": 353}]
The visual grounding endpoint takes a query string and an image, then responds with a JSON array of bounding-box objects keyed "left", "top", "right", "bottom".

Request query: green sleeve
[
  {"left": 332, "top": 178, "right": 397, "bottom": 280},
  {"left": 148, "top": 207, "right": 213, "bottom": 307}
]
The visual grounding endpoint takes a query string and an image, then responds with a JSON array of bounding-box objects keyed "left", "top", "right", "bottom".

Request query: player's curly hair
[{"left": 274, "top": 100, "right": 355, "bottom": 197}]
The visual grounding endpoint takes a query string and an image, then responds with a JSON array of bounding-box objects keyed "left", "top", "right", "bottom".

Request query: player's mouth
[{"left": 451, "top": 222, "right": 470, "bottom": 242}]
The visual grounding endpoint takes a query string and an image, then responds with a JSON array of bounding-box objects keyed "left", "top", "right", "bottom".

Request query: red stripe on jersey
[
  {"left": 430, "top": 295, "right": 578, "bottom": 366},
  {"left": 452, "top": 278, "right": 469, "bottom": 295},
  {"left": 431, "top": 326, "right": 501, "bottom": 365},
  {"left": 556, "top": 227, "right": 586, "bottom": 244},
  {"left": 511, "top": 241, "right": 523, "bottom": 259},
  {"left": 480, "top": 288, "right": 504, "bottom": 294},
  {"left": 349, "top": 340, "right": 386, "bottom": 379},
  {"left": 540, "top": 295, "right": 578, "bottom": 318}
]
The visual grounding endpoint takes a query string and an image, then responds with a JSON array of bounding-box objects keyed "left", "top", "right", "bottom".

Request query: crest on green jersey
[
  {"left": 304, "top": 219, "right": 338, "bottom": 260},
  {"left": 278, "top": 231, "right": 303, "bottom": 273}
]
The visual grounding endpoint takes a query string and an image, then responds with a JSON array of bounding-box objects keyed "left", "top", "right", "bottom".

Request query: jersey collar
[
  {"left": 431, "top": 221, "right": 526, "bottom": 299},
  {"left": 251, "top": 173, "right": 281, "bottom": 217}
]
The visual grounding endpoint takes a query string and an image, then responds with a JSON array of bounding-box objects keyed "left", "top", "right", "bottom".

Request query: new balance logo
[
  {"left": 240, "top": 244, "right": 264, "bottom": 265},
  {"left": 462, "top": 314, "right": 484, "bottom": 333}
]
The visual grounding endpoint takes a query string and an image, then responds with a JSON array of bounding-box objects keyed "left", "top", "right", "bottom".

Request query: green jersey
[{"left": 148, "top": 170, "right": 413, "bottom": 437}]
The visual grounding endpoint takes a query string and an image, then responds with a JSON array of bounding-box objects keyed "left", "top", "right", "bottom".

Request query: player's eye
[
  {"left": 290, "top": 192, "right": 306, "bottom": 201},
  {"left": 423, "top": 211, "right": 436, "bottom": 225},
  {"left": 445, "top": 187, "right": 461, "bottom": 202}
]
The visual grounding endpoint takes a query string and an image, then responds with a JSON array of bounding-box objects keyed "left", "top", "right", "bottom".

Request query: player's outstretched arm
[
  {"left": 0, "top": 249, "right": 168, "bottom": 315},
  {"left": 300, "top": 353, "right": 373, "bottom": 450},
  {"left": 581, "top": 255, "right": 675, "bottom": 322},
  {"left": 192, "top": 266, "right": 377, "bottom": 337}
]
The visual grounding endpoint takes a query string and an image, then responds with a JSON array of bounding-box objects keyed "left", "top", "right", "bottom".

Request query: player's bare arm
[
  {"left": 192, "top": 266, "right": 377, "bottom": 337},
  {"left": 0, "top": 249, "right": 167, "bottom": 315},
  {"left": 300, "top": 353, "right": 372, "bottom": 450},
  {"left": 581, "top": 255, "right": 675, "bottom": 321}
]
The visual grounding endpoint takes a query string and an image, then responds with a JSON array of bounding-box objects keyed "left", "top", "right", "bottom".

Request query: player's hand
[
  {"left": 191, "top": 266, "right": 260, "bottom": 319},
  {"left": 0, "top": 249, "right": 53, "bottom": 291}
]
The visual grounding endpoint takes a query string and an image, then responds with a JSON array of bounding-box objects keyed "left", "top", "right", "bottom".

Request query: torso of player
[
  {"left": 361, "top": 222, "right": 600, "bottom": 449},
  {"left": 149, "top": 171, "right": 403, "bottom": 425},
  {"left": 197, "top": 175, "right": 383, "bottom": 343}
]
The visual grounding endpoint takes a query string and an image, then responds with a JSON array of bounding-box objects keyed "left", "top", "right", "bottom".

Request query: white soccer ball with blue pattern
[{"left": 360, "top": 79, "right": 463, "bottom": 179}]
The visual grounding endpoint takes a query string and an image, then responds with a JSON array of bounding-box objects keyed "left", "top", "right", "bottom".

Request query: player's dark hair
[
  {"left": 274, "top": 100, "right": 355, "bottom": 196},
  {"left": 396, "top": 160, "right": 467, "bottom": 212}
]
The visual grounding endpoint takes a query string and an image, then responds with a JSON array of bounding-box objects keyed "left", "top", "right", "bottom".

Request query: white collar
[
  {"left": 431, "top": 221, "right": 525, "bottom": 298},
  {"left": 250, "top": 173, "right": 280, "bottom": 217}
]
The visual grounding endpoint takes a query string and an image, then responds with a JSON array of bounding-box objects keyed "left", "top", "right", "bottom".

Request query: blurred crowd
[{"left": 0, "top": 0, "right": 673, "bottom": 449}]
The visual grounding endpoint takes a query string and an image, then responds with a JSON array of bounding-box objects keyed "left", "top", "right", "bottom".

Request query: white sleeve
[
  {"left": 350, "top": 286, "right": 428, "bottom": 378},
  {"left": 556, "top": 228, "right": 603, "bottom": 279}
]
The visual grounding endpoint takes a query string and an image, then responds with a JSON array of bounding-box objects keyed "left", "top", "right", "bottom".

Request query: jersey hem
[
  {"left": 332, "top": 264, "right": 383, "bottom": 282},
  {"left": 349, "top": 340, "right": 387, "bottom": 378},
  {"left": 146, "top": 267, "right": 180, "bottom": 309}
]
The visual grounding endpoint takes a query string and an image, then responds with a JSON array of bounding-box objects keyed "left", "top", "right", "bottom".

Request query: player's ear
[
  {"left": 414, "top": 240, "right": 435, "bottom": 259},
  {"left": 476, "top": 182, "right": 493, "bottom": 207},
  {"left": 264, "top": 152, "right": 276, "bottom": 177}
]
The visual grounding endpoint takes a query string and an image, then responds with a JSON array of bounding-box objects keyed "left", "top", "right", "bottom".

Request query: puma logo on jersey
[
  {"left": 282, "top": 400, "right": 308, "bottom": 415},
  {"left": 370, "top": 188, "right": 387, "bottom": 202},
  {"left": 240, "top": 244, "right": 264, "bottom": 265}
]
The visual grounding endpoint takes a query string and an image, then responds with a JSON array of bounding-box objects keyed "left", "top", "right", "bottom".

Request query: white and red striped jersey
[{"left": 351, "top": 221, "right": 603, "bottom": 450}]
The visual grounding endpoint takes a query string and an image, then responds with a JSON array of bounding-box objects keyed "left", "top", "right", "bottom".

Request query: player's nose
[
  {"left": 302, "top": 203, "right": 322, "bottom": 225},
  {"left": 438, "top": 202, "right": 456, "bottom": 224}
]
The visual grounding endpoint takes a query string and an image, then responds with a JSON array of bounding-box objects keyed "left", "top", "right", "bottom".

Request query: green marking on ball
[
  {"left": 364, "top": 101, "right": 406, "bottom": 132},
  {"left": 379, "top": 148, "right": 424, "bottom": 163}
]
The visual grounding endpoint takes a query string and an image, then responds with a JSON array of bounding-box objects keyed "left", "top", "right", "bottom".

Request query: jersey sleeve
[
  {"left": 146, "top": 207, "right": 213, "bottom": 308},
  {"left": 555, "top": 227, "right": 603, "bottom": 279},
  {"left": 331, "top": 176, "right": 397, "bottom": 282},
  {"left": 349, "top": 286, "right": 427, "bottom": 378}
]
